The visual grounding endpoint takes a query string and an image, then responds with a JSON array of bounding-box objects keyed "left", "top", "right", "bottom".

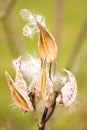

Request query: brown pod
[
  {"left": 37, "top": 23, "right": 57, "bottom": 63},
  {"left": 5, "top": 57, "right": 34, "bottom": 112}
]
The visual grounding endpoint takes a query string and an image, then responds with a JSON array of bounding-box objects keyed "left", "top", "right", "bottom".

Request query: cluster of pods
[{"left": 5, "top": 9, "right": 77, "bottom": 113}]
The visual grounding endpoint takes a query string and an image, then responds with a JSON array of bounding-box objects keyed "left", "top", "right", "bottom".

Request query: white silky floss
[
  {"left": 13, "top": 55, "right": 41, "bottom": 80},
  {"left": 20, "top": 9, "right": 46, "bottom": 38}
]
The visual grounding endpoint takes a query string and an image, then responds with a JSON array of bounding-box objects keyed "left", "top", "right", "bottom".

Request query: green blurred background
[{"left": 0, "top": 0, "right": 87, "bottom": 130}]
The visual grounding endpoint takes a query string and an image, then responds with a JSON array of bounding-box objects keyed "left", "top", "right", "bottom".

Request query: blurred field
[{"left": 0, "top": 0, "right": 87, "bottom": 130}]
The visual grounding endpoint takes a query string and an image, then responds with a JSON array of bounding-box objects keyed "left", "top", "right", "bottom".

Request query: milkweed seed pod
[
  {"left": 28, "top": 70, "right": 42, "bottom": 104},
  {"left": 37, "top": 23, "right": 57, "bottom": 63},
  {"left": 20, "top": 9, "right": 57, "bottom": 78},
  {"left": 41, "top": 59, "right": 55, "bottom": 108},
  {"left": 56, "top": 69, "right": 77, "bottom": 107},
  {"left": 5, "top": 57, "right": 34, "bottom": 112},
  {"left": 44, "top": 77, "right": 55, "bottom": 108},
  {"left": 20, "top": 10, "right": 57, "bottom": 63}
]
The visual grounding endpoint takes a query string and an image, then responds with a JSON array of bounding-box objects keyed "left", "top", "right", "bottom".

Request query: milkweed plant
[{"left": 5, "top": 9, "right": 77, "bottom": 130}]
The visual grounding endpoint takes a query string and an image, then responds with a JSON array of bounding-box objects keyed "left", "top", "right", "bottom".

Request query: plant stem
[
  {"left": 49, "top": 63, "right": 52, "bottom": 80},
  {"left": 38, "top": 91, "right": 58, "bottom": 130},
  {"left": 41, "top": 107, "right": 48, "bottom": 124},
  {"left": 66, "top": 18, "right": 87, "bottom": 71}
]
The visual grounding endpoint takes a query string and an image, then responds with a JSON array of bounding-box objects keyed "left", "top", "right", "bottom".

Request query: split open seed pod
[
  {"left": 37, "top": 23, "right": 57, "bottom": 63},
  {"left": 5, "top": 57, "right": 34, "bottom": 113},
  {"left": 5, "top": 71, "right": 34, "bottom": 112},
  {"left": 56, "top": 69, "right": 77, "bottom": 107},
  {"left": 28, "top": 70, "right": 42, "bottom": 104},
  {"left": 41, "top": 60, "right": 55, "bottom": 108}
]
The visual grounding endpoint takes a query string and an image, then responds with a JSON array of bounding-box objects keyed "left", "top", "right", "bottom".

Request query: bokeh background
[{"left": 0, "top": 0, "right": 87, "bottom": 130}]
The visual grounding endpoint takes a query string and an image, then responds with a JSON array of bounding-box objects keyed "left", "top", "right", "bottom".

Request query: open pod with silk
[
  {"left": 5, "top": 56, "right": 77, "bottom": 111},
  {"left": 5, "top": 57, "right": 34, "bottom": 112}
]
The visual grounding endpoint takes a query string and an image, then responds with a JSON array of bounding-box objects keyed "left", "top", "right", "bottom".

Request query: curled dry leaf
[
  {"left": 37, "top": 23, "right": 57, "bottom": 63},
  {"left": 56, "top": 69, "right": 77, "bottom": 107},
  {"left": 5, "top": 57, "right": 34, "bottom": 112}
]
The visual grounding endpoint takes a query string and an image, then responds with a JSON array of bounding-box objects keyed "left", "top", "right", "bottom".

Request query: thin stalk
[
  {"left": 29, "top": 92, "right": 39, "bottom": 129},
  {"left": 55, "top": 0, "right": 63, "bottom": 43},
  {"left": 53, "top": 61, "right": 57, "bottom": 77},
  {"left": 41, "top": 107, "right": 48, "bottom": 124},
  {"left": 33, "top": 107, "right": 39, "bottom": 129},
  {"left": 44, "top": 91, "right": 58, "bottom": 124},
  {"left": 0, "top": 0, "right": 26, "bottom": 58},
  {"left": 0, "top": 0, "right": 17, "bottom": 20},
  {"left": 66, "top": 18, "right": 87, "bottom": 70},
  {"left": 39, "top": 91, "right": 58, "bottom": 130},
  {"left": 49, "top": 63, "right": 52, "bottom": 80}
]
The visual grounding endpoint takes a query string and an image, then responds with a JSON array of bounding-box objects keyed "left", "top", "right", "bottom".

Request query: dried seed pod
[
  {"left": 56, "top": 69, "right": 77, "bottom": 107},
  {"left": 41, "top": 59, "right": 47, "bottom": 98},
  {"left": 5, "top": 57, "right": 34, "bottom": 112},
  {"left": 28, "top": 70, "right": 42, "bottom": 103},
  {"left": 41, "top": 59, "right": 55, "bottom": 108},
  {"left": 44, "top": 78, "right": 55, "bottom": 108},
  {"left": 37, "top": 23, "right": 57, "bottom": 63}
]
